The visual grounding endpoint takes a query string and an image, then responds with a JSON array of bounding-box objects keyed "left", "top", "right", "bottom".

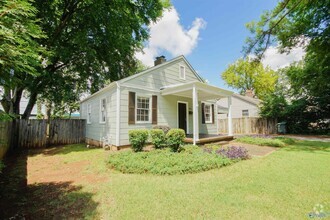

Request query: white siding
[
  {"left": 81, "top": 57, "right": 219, "bottom": 146},
  {"left": 217, "top": 96, "right": 260, "bottom": 119},
  {"left": 119, "top": 87, "right": 217, "bottom": 146},
  {"left": 122, "top": 60, "right": 200, "bottom": 90},
  {"left": 80, "top": 88, "right": 117, "bottom": 145}
]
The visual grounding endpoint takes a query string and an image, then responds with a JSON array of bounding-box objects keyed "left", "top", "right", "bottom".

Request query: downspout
[{"left": 115, "top": 82, "right": 121, "bottom": 146}]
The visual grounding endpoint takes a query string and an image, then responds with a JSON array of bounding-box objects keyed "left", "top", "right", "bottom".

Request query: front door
[{"left": 178, "top": 102, "right": 187, "bottom": 134}]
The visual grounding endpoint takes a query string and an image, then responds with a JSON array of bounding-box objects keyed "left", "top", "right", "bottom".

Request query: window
[
  {"left": 179, "top": 65, "right": 186, "bottom": 79},
  {"left": 242, "top": 109, "right": 249, "bottom": 117},
  {"left": 204, "top": 104, "right": 213, "bottom": 123},
  {"left": 87, "top": 104, "right": 91, "bottom": 124},
  {"left": 136, "top": 96, "right": 150, "bottom": 123},
  {"left": 100, "top": 98, "right": 106, "bottom": 123}
]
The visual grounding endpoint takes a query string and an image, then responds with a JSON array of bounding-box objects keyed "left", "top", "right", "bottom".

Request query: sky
[{"left": 136, "top": 0, "right": 305, "bottom": 91}]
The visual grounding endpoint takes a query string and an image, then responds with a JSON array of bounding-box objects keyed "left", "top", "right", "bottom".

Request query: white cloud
[
  {"left": 136, "top": 7, "right": 206, "bottom": 66},
  {"left": 261, "top": 46, "right": 305, "bottom": 70}
]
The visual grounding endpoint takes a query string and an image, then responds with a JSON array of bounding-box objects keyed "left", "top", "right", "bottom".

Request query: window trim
[
  {"left": 135, "top": 95, "right": 152, "bottom": 124},
  {"left": 242, "top": 109, "right": 249, "bottom": 117},
  {"left": 87, "top": 104, "right": 92, "bottom": 124},
  {"left": 179, "top": 65, "right": 186, "bottom": 80},
  {"left": 203, "top": 103, "right": 213, "bottom": 124},
  {"left": 99, "top": 98, "right": 106, "bottom": 124}
]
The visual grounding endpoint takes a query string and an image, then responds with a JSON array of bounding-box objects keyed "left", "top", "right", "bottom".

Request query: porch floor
[{"left": 184, "top": 134, "right": 234, "bottom": 145}]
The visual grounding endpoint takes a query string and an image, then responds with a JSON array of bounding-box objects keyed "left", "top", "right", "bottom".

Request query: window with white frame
[
  {"left": 87, "top": 104, "right": 92, "bottom": 124},
  {"left": 179, "top": 65, "right": 186, "bottom": 79},
  {"left": 242, "top": 109, "right": 249, "bottom": 117},
  {"left": 136, "top": 96, "right": 150, "bottom": 122},
  {"left": 100, "top": 98, "right": 106, "bottom": 123},
  {"left": 204, "top": 104, "right": 212, "bottom": 123}
]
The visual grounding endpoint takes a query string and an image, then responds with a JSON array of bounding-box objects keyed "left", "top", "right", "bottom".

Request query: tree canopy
[
  {"left": 221, "top": 57, "right": 277, "bottom": 100},
  {"left": 246, "top": 0, "right": 330, "bottom": 133},
  {"left": 1, "top": 0, "right": 170, "bottom": 118}
]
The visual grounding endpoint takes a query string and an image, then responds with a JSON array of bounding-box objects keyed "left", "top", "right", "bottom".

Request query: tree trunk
[
  {"left": 12, "top": 88, "right": 23, "bottom": 115},
  {"left": 22, "top": 92, "right": 38, "bottom": 119},
  {"left": 0, "top": 87, "right": 23, "bottom": 116}
]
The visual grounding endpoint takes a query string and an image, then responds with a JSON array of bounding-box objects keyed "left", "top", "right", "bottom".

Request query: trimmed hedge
[
  {"left": 128, "top": 129, "right": 149, "bottom": 152},
  {"left": 166, "top": 129, "right": 186, "bottom": 152},
  {"left": 150, "top": 129, "right": 166, "bottom": 149}
]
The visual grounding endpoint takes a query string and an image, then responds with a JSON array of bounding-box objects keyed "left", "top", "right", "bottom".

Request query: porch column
[
  {"left": 228, "top": 96, "right": 233, "bottom": 136},
  {"left": 192, "top": 85, "right": 199, "bottom": 145}
]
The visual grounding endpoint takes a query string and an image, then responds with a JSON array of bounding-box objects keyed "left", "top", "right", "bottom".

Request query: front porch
[
  {"left": 185, "top": 134, "right": 234, "bottom": 145},
  {"left": 161, "top": 81, "right": 234, "bottom": 145}
]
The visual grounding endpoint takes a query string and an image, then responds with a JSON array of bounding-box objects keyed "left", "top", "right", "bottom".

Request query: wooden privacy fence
[
  {"left": 219, "top": 117, "right": 277, "bottom": 134},
  {"left": 0, "top": 119, "right": 86, "bottom": 157}
]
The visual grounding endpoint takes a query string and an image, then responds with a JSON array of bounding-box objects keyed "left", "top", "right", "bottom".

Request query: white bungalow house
[{"left": 80, "top": 55, "right": 234, "bottom": 147}]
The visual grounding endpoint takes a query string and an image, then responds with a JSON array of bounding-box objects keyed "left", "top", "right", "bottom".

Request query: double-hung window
[
  {"left": 87, "top": 104, "right": 92, "bottom": 124},
  {"left": 136, "top": 96, "right": 150, "bottom": 123},
  {"left": 204, "top": 104, "right": 213, "bottom": 123},
  {"left": 100, "top": 98, "right": 106, "bottom": 123}
]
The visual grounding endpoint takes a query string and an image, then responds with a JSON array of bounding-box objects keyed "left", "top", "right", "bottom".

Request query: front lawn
[
  {"left": 2, "top": 140, "right": 329, "bottom": 219},
  {"left": 235, "top": 135, "right": 295, "bottom": 147}
]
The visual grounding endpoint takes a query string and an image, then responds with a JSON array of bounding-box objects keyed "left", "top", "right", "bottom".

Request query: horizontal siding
[
  {"left": 81, "top": 88, "right": 117, "bottom": 145},
  {"left": 218, "top": 96, "right": 260, "bottom": 119},
  {"left": 122, "top": 60, "right": 200, "bottom": 91},
  {"left": 119, "top": 88, "right": 217, "bottom": 146}
]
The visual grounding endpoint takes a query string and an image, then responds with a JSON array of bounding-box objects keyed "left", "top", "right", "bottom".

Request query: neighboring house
[
  {"left": 0, "top": 94, "right": 46, "bottom": 118},
  {"left": 80, "top": 55, "right": 234, "bottom": 147},
  {"left": 217, "top": 93, "right": 261, "bottom": 119}
]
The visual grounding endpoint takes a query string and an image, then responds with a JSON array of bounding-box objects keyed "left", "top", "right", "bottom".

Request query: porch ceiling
[{"left": 160, "top": 82, "right": 233, "bottom": 101}]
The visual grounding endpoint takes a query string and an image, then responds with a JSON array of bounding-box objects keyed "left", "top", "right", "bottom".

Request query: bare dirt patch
[{"left": 28, "top": 147, "right": 108, "bottom": 185}]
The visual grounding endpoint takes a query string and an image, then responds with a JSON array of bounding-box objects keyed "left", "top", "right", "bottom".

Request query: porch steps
[{"left": 184, "top": 135, "right": 234, "bottom": 145}]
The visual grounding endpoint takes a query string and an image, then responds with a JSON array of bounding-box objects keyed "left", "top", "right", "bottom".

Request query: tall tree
[
  {"left": 243, "top": 0, "right": 330, "bottom": 101},
  {"left": 221, "top": 57, "right": 277, "bottom": 100},
  {"left": 0, "top": 0, "right": 46, "bottom": 115},
  {"left": 244, "top": 0, "right": 330, "bottom": 133},
  {"left": 2, "top": 0, "right": 170, "bottom": 118}
]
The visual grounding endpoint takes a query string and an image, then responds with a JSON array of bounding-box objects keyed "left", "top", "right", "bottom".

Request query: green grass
[
  {"left": 235, "top": 136, "right": 295, "bottom": 147},
  {"left": 108, "top": 145, "right": 232, "bottom": 175},
  {"left": 20, "top": 141, "right": 330, "bottom": 219}
]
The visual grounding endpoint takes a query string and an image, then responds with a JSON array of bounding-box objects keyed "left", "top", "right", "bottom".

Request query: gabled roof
[
  {"left": 233, "top": 93, "right": 261, "bottom": 105},
  {"left": 118, "top": 55, "right": 204, "bottom": 84},
  {"left": 80, "top": 55, "right": 204, "bottom": 103}
]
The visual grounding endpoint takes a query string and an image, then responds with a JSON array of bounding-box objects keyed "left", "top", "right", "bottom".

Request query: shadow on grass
[
  {"left": 28, "top": 144, "right": 98, "bottom": 156},
  {"left": 0, "top": 151, "right": 28, "bottom": 219},
  {"left": 284, "top": 140, "right": 330, "bottom": 153},
  {"left": 26, "top": 181, "right": 99, "bottom": 219}
]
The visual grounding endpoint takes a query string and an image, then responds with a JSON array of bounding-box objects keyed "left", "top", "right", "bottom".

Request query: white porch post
[
  {"left": 228, "top": 96, "right": 233, "bottom": 136},
  {"left": 192, "top": 85, "right": 199, "bottom": 145}
]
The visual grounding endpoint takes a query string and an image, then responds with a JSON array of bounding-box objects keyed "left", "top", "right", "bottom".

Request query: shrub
[
  {"left": 152, "top": 125, "right": 171, "bottom": 134},
  {"left": 215, "top": 146, "right": 250, "bottom": 160},
  {"left": 166, "top": 129, "right": 186, "bottom": 152},
  {"left": 179, "top": 145, "right": 200, "bottom": 154},
  {"left": 108, "top": 148, "right": 232, "bottom": 175},
  {"left": 236, "top": 136, "right": 286, "bottom": 147},
  {"left": 128, "top": 129, "right": 149, "bottom": 152},
  {"left": 150, "top": 129, "right": 166, "bottom": 149}
]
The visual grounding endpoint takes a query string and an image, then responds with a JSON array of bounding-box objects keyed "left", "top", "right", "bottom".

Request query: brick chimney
[
  {"left": 154, "top": 56, "right": 166, "bottom": 66},
  {"left": 245, "top": 89, "right": 254, "bottom": 98}
]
